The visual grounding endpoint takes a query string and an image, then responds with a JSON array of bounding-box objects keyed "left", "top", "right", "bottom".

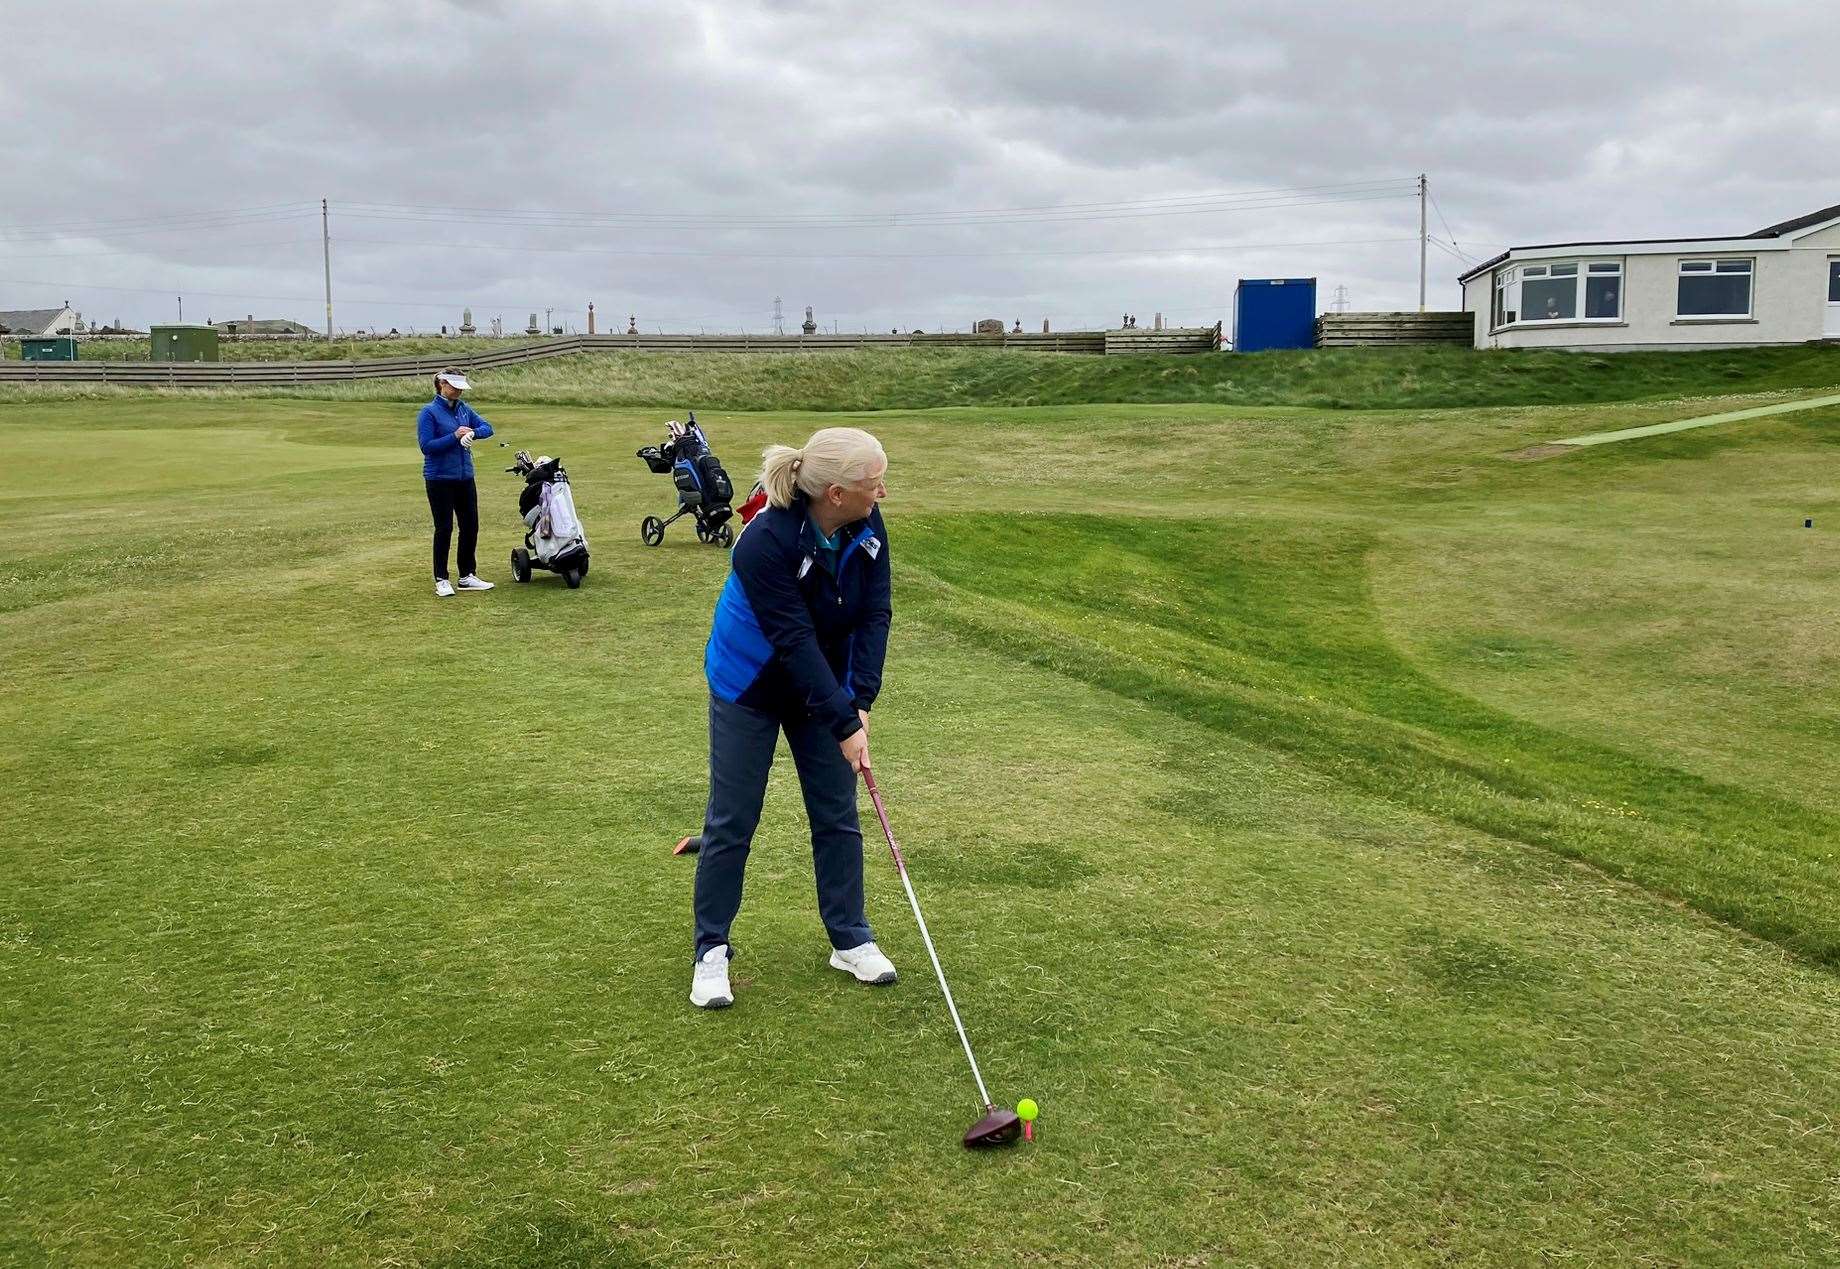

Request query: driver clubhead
[{"left": 963, "top": 1106, "right": 1022, "bottom": 1149}]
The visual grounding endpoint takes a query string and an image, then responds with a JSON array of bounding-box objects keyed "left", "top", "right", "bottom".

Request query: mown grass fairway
[{"left": 4, "top": 382, "right": 1840, "bottom": 1264}]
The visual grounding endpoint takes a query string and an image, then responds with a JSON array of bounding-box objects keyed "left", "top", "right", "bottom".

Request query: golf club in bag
[{"left": 860, "top": 767, "right": 1022, "bottom": 1149}]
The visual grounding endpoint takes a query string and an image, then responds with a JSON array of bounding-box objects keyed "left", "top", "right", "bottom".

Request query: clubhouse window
[
  {"left": 1494, "top": 260, "right": 1622, "bottom": 327},
  {"left": 1677, "top": 258, "right": 1753, "bottom": 318}
]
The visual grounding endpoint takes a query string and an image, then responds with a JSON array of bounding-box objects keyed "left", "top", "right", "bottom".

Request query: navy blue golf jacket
[{"left": 704, "top": 495, "right": 891, "bottom": 741}]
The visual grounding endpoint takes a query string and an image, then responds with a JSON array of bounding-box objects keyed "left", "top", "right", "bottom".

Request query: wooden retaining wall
[
  {"left": 1104, "top": 324, "right": 1222, "bottom": 355},
  {"left": 0, "top": 325, "right": 1222, "bottom": 387},
  {"left": 1314, "top": 312, "right": 1474, "bottom": 347}
]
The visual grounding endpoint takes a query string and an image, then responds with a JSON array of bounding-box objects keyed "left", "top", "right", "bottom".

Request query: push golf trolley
[
  {"left": 634, "top": 412, "right": 735, "bottom": 548},
  {"left": 505, "top": 450, "right": 590, "bottom": 588}
]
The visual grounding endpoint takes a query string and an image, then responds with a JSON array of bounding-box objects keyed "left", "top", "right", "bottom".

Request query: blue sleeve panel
[
  {"left": 705, "top": 571, "right": 775, "bottom": 702},
  {"left": 705, "top": 514, "right": 861, "bottom": 741}
]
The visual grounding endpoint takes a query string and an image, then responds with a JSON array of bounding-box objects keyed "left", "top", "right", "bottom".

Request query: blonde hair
[{"left": 759, "top": 427, "right": 886, "bottom": 509}]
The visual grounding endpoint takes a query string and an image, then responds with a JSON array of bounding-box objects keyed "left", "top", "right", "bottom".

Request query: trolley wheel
[
  {"left": 714, "top": 523, "right": 733, "bottom": 547},
  {"left": 695, "top": 520, "right": 712, "bottom": 543},
  {"left": 510, "top": 547, "right": 532, "bottom": 582},
  {"left": 641, "top": 516, "right": 666, "bottom": 547},
  {"left": 564, "top": 567, "right": 584, "bottom": 589}
]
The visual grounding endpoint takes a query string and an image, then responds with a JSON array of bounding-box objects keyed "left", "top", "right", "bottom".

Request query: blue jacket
[
  {"left": 705, "top": 496, "right": 892, "bottom": 741},
  {"left": 417, "top": 395, "right": 495, "bottom": 480}
]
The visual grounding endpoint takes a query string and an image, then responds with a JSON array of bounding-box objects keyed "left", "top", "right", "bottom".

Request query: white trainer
[
  {"left": 690, "top": 944, "right": 733, "bottom": 1009},
  {"left": 434, "top": 578, "right": 456, "bottom": 597},
  {"left": 830, "top": 941, "right": 898, "bottom": 985},
  {"left": 456, "top": 574, "right": 494, "bottom": 591}
]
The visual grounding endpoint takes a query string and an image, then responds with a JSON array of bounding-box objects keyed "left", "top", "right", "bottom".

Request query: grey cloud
[{"left": 3, "top": 1, "right": 1836, "bottom": 334}]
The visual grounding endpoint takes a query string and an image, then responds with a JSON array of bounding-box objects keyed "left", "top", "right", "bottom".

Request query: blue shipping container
[{"left": 1232, "top": 278, "right": 1317, "bottom": 352}]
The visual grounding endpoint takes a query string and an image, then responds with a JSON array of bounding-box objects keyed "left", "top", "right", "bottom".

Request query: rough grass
[
  {"left": 3, "top": 391, "right": 1840, "bottom": 1264},
  {"left": 4, "top": 341, "right": 1839, "bottom": 412}
]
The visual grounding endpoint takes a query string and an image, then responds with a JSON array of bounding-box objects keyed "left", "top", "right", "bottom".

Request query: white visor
[{"left": 436, "top": 371, "right": 471, "bottom": 391}]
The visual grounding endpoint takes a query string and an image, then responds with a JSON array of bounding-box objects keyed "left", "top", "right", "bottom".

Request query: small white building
[
  {"left": 1459, "top": 202, "right": 1840, "bottom": 351},
  {"left": 0, "top": 305, "right": 79, "bottom": 337}
]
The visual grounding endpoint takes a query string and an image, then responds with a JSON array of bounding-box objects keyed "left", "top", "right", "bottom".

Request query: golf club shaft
[{"left": 861, "top": 769, "right": 994, "bottom": 1109}]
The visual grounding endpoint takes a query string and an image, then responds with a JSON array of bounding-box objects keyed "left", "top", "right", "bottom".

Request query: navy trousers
[{"left": 693, "top": 694, "right": 873, "bottom": 962}]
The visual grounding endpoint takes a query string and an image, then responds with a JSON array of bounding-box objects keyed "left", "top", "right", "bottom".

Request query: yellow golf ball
[{"left": 1016, "top": 1098, "right": 1038, "bottom": 1122}]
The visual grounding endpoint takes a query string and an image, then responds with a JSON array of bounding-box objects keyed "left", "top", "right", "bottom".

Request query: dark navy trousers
[
  {"left": 693, "top": 694, "right": 873, "bottom": 962},
  {"left": 424, "top": 477, "right": 479, "bottom": 580}
]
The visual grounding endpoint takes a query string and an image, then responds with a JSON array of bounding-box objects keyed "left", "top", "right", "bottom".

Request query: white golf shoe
[
  {"left": 433, "top": 578, "right": 456, "bottom": 597},
  {"left": 690, "top": 944, "right": 733, "bottom": 1009},
  {"left": 456, "top": 574, "right": 494, "bottom": 591},
  {"left": 830, "top": 941, "right": 898, "bottom": 985}
]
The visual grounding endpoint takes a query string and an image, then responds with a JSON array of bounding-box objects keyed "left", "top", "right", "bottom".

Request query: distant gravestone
[{"left": 802, "top": 306, "right": 818, "bottom": 335}]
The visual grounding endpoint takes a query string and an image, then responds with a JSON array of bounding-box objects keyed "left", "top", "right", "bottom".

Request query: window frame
[
  {"left": 1675, "top": 257, "right": 1755, "bottom": 319},
  {"left": 1489, "top": 258, "right": 1623, "bottom": 331}
]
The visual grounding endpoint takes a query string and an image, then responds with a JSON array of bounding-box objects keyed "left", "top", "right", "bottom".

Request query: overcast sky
[{"left": 3, "top": 1, "right": 1836, "bottom": 335}]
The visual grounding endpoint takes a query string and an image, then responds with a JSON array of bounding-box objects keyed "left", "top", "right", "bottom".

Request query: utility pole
[
  {"left": 773, "top": 297, "right": 785, "bottom": 336},
  {"left": 177, "top": 296, "right": 183, "bottom": 322},
  {"left": 1331, "top": 284, "right": 1351, "bottom": 313},
  {"left": 322, "top": 198, "right": 334, "bottom": 341},
  {"left": 1418, "top": 174, "right": 1428, "bottom": 313}
]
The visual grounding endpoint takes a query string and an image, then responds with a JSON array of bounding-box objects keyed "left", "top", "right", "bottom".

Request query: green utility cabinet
[
  {"left": 150, "top": 325, "right": 220, "bottom": 362},
  {"left": 19, "top": 337, "right": 77, "bottom": 361}
]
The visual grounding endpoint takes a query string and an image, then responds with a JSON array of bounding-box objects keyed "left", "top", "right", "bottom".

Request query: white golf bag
[{"left": 507, "top": 452, "right": 590, "bottom": 588}]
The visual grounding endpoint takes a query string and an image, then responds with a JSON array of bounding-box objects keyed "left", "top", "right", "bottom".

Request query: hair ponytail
[
  {"left": 760, "top": 444, "right": 804, "bottom": 508},
  {"left": 756, "top": 428, "right": 885, "bottom": 509}
]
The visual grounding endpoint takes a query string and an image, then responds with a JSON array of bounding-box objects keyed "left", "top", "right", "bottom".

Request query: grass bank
[{"left": 4, "top": 341, "right": 1839, "bottom": 412}]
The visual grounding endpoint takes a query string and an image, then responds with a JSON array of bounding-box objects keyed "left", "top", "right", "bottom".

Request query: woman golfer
[
  {"left": 688, "top": 426, "right": 893, "bottom": 1009},
  {"left": 416, "top": 368, "right": 495, "bottom": 597}
]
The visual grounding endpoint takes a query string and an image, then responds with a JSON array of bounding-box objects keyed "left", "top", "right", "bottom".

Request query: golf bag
[
  {"left": 506, "top": 450, "right": 590, "bottom": 588},
  {"left": 737, "top": 481, "right": 769, "bottom": 527},
  {"left": 634, "top": 411, "right": 736, "bottom": 547}
]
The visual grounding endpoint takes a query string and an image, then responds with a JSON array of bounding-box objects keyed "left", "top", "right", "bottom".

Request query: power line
[
  {"left": 333, "top": 190, "right": 1417, "bottom": 235},
  {"left": 1427, "top": 189, "right": 1476, "bottom": 263},
  {"left": 0, "top": 208, "right": 319, "bottom": 245},
  {"left": 311, "top": 233, "right": 1420, "bottom": 262},
  {"left": 0, "top": 237, "right": 319, "bottom": 260},
  {"left": 335, "top": 177, "right": 1421, "bottom": 231},
  {"left": 0, "top": 201, "right": 316, "bottom": 236},
  {"left": 0, "top": 274, "right": 595, "bottom": 315},
  {"left": 0, "top": 233, "right": 1418, "bottom": 265},
  {"left": 0, "top": 178, "right": 1442, "bottom": 325},
  {"left": 1426, "top": 236, "right": 1484, "bottom": 269}
]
